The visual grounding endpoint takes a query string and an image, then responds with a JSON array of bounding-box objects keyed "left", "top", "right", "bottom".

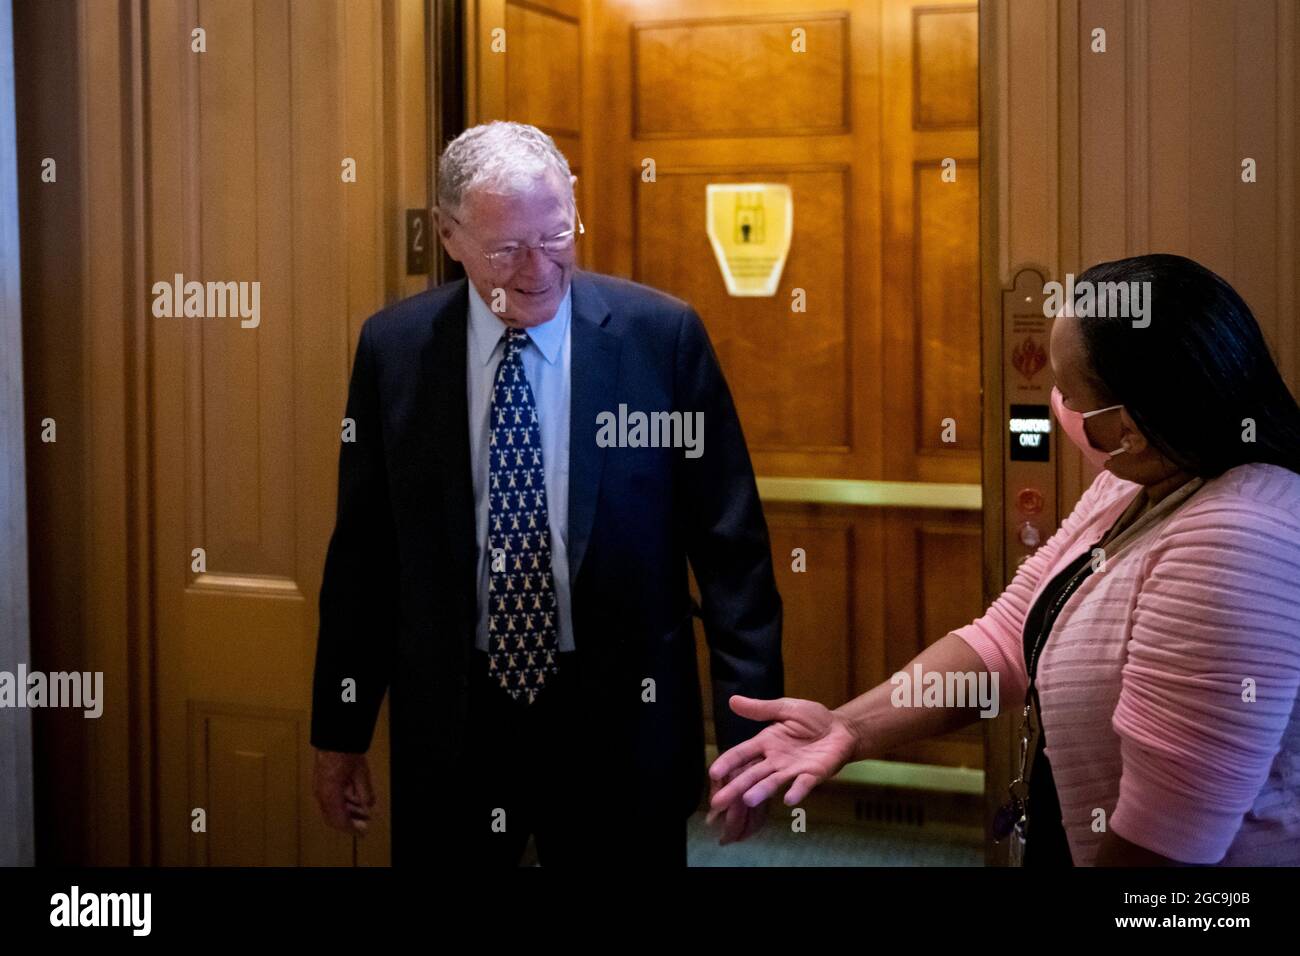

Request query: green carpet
[{"left": 685, "top": 810, "right": 984, "bottom": 867}]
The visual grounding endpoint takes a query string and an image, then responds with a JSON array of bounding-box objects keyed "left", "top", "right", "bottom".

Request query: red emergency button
[{"left": 1017, "top": 487, "right": 1045, "bottom": 515}]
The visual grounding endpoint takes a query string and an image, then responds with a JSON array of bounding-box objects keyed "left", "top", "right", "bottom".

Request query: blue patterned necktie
[{"left": 486, "top": 327, "right": 559, "bottom": 704}]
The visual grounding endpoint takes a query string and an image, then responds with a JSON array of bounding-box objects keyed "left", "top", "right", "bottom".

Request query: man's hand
[
  {"left": 313, "top": 748, "right": 375, "bottom": 835},
  {"left": 708, "top": 696, "right": 859, "bottom": 812}
]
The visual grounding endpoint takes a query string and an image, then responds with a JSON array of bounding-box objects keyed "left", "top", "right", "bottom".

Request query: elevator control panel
[{"left": 1001, "top": 269, "right": 1058, "bottom": 579}]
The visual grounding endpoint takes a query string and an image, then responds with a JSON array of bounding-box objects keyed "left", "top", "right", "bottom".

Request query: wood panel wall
[{"left": 17, "top": 0, "right": 429, "bottom": 865}]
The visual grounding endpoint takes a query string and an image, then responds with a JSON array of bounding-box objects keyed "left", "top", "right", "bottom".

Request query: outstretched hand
[{"left": 708, "top": 695, "right": 859, "bottom": 816}]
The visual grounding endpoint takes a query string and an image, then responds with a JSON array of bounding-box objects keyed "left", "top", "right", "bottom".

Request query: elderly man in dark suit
[{"left": 310, "top": 120, "right": 782, "bottom": 866}]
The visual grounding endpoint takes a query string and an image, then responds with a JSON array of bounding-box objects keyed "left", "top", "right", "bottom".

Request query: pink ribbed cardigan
[{"left": 955, "top": 462, "right": 1300, "bottom": 865}]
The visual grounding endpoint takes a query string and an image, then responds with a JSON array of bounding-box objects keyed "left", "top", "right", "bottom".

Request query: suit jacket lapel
[
  {"left": 426, "top": 280, "right": 477, "bottom": 638},
  {"left": 567, "top": 271, "right": 620, "bottom": 588}
]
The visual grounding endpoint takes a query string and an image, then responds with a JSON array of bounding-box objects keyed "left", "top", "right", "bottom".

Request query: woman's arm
[
  {"left": 1109, "top": 491, "right": 1300, "bottom": 864},
  {"left": 836, "top": 631, "right": 993, "bottom": 760},
  {"left": 708, "top": 631, "right": 993, "bottom": 809},
  {"left": 832, "top": 475, "right": 1130, "bottom": 761},
  {"left": 709, "top": 472, "right": 1126, "bottom": 814}
]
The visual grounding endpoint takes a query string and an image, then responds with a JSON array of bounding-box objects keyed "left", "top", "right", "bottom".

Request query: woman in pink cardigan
[{"left": 709, "top": 254, "right": 1300, "bottom": 865}]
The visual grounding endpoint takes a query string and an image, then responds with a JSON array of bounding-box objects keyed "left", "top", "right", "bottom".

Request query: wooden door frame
[
  {"left": 13, "top": 0, "right": 151, "bottom": 866},
  {"left": 430, "top": 0, "right": 466, "bottom": 284},
  {"left": 976, "top": 0, "right": 1089, "bottom": 865},
  {"left": 84, "top": 0, "right": 155, "bottom": 866},
  {"left": 977, "top": 0, "right": 1010, "bottom": 867}
]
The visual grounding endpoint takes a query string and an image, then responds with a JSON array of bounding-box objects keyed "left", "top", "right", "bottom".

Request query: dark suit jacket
[{"left": 310, "top": 269, "right": 783, "bottom": 859}]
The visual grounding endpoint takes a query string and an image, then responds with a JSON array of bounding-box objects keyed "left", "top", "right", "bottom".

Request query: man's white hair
[{"left": 437, "top": 121, "right": 574, "bottom": 215}]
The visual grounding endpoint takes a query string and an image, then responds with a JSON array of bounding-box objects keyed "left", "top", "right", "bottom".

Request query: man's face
[{"left": 437, "top": 171, "right": 578, "bottom": 329}]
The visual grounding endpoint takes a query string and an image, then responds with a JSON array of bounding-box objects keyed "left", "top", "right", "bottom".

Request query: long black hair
[{"left": 1073, "top": 253, "right": 1300, "bottom": 477}]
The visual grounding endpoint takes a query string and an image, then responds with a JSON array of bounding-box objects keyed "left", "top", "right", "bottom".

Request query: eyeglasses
[{"left": 443, "top": 208, "right": 584, "bottom": 269}]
